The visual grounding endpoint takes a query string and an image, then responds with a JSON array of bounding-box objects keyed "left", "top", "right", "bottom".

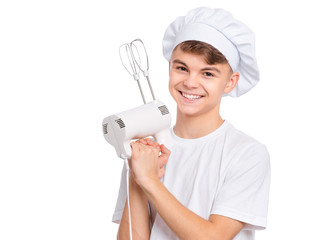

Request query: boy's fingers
[
  {"left": 138, "top": 138, "right": 161, "bottom": 149},
  {"left": 159, "top": 145, "right": 170, "bottom": 165},
  {"left": 145, "top": 138, "right": 161, "bottom": 150},
  {"left": 160, "top": 144, "right": 171, "bottom": 155},
  {"left": 142, "top": 138, "right": 152, "bottom": 144},
  {"left": 159, "top": 154, "right": 169, "bottom": 166},
  {"left": 130, "top": 142, "right": 139, "bottom": 157},
  {"left": 138, "top": 138, "right": 148, "bottom": 144},
  {"left": 131, "top": 141, "right": 150, "bottom": 151}
]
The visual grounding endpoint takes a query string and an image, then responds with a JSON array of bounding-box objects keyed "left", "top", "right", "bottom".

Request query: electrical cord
[{"left": 123, "top": 156, "right": 133, "bottom": 240}]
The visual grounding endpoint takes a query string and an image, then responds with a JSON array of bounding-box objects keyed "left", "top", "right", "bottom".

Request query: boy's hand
[
  {"left": 138, "top": 138, "right": 170, "bottom": 174},
  {"left": 130, "top": 138, "right": 170, "bottom": 187}
]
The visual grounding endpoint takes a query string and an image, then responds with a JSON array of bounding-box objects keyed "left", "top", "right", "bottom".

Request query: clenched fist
[{"left": 130, "top": 138, "right": 170, "bottom": 187}]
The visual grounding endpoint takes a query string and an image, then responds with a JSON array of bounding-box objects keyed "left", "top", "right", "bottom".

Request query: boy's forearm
[
  {"left": 118, "top": 176, "right": 150, "bottom": 240},
  {"left": 140, "top": 178, "right": 216, "bottom": 240}
]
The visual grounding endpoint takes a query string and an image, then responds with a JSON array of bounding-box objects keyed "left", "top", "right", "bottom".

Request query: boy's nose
[{"left": 183, "top": 75, "right": 200, "bottom": 88}]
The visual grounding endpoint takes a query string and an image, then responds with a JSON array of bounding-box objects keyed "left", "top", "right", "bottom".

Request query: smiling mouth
[{"left": 179, "top": 91, "right": 204, "bottom": 100}]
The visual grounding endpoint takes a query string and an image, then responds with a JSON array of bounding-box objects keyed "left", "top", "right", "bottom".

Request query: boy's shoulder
[
  {"left": 223, "top": 121, "right": 269, "bottom": 162},
  {"left": 221, "top": 121, "right": 265, "bottom": 145}
]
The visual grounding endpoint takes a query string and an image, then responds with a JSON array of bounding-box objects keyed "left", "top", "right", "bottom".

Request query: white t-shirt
[{"left": 112, "top": 121, "right": 271, "bottom": 240}]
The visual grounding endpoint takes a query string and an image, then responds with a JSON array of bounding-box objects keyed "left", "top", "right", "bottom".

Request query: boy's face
[{"left": 169, "top": 46, "right": 239, "bottom": 118}]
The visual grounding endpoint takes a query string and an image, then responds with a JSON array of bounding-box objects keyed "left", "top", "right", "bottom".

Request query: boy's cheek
[{"left": 168, "top": 81, "right": 176, "bottom": 98}]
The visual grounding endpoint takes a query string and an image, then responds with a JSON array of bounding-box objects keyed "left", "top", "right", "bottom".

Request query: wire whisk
[{"left": 119, "top": 39, "right": 156, "bottom": 104}]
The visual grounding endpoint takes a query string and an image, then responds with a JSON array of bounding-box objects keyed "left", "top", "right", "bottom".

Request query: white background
[{"left": 1, "top": 0, "right": 335, "bottom": 239}]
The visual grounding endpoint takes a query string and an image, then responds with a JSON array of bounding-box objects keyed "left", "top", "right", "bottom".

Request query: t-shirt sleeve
[
  {"left": 211, "top": 142, "right": 271, "bottom": 230},
  {"left": 112, "top": 164, "right": 127, "bottom": 224}
]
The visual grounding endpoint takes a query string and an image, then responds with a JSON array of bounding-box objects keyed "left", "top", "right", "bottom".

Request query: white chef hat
[{"left": 162, "top": 7, "right": 259, "bottom": 97}]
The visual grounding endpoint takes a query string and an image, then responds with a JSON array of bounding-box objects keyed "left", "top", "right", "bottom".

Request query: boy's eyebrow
[
  {"left": 201, "top": 67, "right": 221, "bottom": 74},
  {"left": 172, "top": 59, "right": 221, "bottom": 74},
  {"left": 172, "top": 59, "right": 188, "bottom": 67}
]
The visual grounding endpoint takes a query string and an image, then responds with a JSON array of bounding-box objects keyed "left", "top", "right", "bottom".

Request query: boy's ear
[{"left": 223, "top": 72, "right": 240, "bottom": 94}]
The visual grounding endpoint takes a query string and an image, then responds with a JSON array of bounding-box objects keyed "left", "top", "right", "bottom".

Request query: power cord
[{"left": 122, "top": 156, "right": 133, "bottom": 240}]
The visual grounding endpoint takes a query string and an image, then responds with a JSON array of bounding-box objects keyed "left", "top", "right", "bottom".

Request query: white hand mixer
[
  {"left": 102, "top": 39, "right": 173, "bottom": 239},
  {"left": 102, "top": 39, "right": 173, "bottom": 160}
]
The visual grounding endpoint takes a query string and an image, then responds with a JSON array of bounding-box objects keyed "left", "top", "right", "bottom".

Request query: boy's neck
[{"left": 173, "top": 111, "right": 224, "bottom": 139}]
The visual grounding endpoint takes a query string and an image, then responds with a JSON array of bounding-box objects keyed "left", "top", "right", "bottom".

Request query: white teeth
[{"left": 181, "top": 92, "right": 202, "bottom": 100}]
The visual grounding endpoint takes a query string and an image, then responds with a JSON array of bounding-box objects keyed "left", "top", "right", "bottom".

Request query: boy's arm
[
  {"left": 131, "top": 141, "right": 245, "bottom": 240},
  {"left": 118, "top": 138, "right": 168, "bottom": 240},
  {"left": 142, "top": 177, "right": 244, "bottom": 240},
  {"left": 117, "top": 175, "right": 151, "bottom": 240}
]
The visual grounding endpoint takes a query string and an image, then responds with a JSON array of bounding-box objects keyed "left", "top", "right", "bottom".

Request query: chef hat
[{"left": 162, "top": 7, "right": 259, "bottom": 97}]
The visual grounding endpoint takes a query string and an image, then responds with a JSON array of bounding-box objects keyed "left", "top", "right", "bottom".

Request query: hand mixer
[
  {"left": 102, "top": 39, "right": 173, "bottom": 159},
  {"left": 102, "top": 39, "right": 173, "bottom": 239}
]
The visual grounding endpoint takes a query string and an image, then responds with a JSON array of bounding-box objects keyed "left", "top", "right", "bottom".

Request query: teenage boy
[{"left": 113, "top": 7, "right": 271, "bottom": 240}]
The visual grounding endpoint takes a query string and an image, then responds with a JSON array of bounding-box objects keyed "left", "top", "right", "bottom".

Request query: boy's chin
[{"left": 177, "top": 105, "right": 202, "bottom": 117}]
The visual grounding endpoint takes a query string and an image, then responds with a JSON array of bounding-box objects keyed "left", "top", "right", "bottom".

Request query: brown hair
[{"left": 176, "top": 40, "right": 229, "bottom": 65}]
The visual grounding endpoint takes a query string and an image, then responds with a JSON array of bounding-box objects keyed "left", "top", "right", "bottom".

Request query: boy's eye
[
  {"left": 204, "top": 72, "right": 214, "bottom": 77},
  {"left": 177, "top": 66, "right": 188, "bottom": 71}
]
